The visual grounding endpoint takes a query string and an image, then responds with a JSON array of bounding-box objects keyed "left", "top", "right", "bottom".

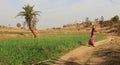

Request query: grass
[{"left": 0, "top": 34, "right": 104, "bottom": 65}]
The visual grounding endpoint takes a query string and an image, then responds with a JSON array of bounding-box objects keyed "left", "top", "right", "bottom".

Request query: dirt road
[{"left": 54, "top": 36, "right": 120, "bottom": 65}]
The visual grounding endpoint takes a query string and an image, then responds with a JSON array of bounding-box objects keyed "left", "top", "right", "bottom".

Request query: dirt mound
[{"left": 92, "top": 36, "right": 120, "bottom": 65}]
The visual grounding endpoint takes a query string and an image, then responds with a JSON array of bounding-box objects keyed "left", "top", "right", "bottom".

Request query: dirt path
[{"left": 54, "top": 36, "right": 120, "bottom": 65}]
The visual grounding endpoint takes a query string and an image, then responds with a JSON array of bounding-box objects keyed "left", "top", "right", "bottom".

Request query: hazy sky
[{"left": 0, "top": 0, "right": 120, "bottom": 29}]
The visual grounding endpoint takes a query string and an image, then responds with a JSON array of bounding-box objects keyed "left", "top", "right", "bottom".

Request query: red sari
[{"left": 89, "top": 28, "right": 96, "bottom": 47}]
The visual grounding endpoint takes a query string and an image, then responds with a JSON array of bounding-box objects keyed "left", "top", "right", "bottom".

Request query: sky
[{"left": 0, "top": 0, "right": 120, "bottom": 29}]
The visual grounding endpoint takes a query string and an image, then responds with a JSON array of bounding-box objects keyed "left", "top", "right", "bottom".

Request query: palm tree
[
  {"left": 32, "top": 15, "right": 39, "bottom": 30},
  {"left": 16, "top": 4, "right": 40, "bottom": 38}
]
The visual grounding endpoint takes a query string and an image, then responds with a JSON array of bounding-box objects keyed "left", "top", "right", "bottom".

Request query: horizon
[{"left": 0, "top": 0, "right": 120, "bottom": 29}]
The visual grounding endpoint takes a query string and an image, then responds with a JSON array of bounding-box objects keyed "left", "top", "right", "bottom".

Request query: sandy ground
[{"left": 53, "top": 36, "right": 120, "bottom": 65}]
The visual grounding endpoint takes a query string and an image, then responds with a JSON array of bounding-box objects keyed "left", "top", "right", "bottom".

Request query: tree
[
  {"left": 32, "top": 16, "right": 39, "bottom": 30},
  {"left": 95, "top": 18, "right": 99, "bottom": 22},
  {"left": 111, "top": 15, "right": 119, "bottom": 22},
  {"left": 100, "top": 16, "right": 104, "bottom": 22},
  {"left": 85, "top": 17, "right": 90, "bottom": 23},
  {"left": 16, "top": 23, "right": 21, "bottom": 28},
  {"left": 99, "top": 16, "right": 104, "bottom": 27},
  {"left": 16, "top": 4, "right": 40, "bottom": 38},
  {"left": 85, "top": 17, "right": 91, "bottom": 27}
]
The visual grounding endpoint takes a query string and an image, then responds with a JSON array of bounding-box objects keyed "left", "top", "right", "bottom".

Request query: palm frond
[
  {"left": 16, "top": 12, "right": 25, "bottom": 18},
  {"left": 32, "top": 11, "right": 41, "bottom": 16},
  {"left": 16, "top": 4, "right": 40, "bottom": 21}
]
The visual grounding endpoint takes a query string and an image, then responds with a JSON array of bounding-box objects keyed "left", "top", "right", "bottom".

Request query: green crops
[{"left": 0, "top": 34, "right": 104, "bottom": 65}]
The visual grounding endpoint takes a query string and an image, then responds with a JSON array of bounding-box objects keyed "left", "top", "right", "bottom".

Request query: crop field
[{"left": 0, "top": 34, "right": 104, "bottom": 65}]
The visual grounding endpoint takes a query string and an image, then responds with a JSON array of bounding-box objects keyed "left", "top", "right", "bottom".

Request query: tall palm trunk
[{"left": 28, "top": 19, "right": 37, "bottom": 38}]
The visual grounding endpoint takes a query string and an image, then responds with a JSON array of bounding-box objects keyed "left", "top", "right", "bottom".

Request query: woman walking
[{"left": 88, "top": 25, "right": 97, "bottom": 47}]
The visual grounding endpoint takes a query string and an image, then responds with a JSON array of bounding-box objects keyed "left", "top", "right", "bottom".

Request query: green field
[{"left": 0, "top": 34, "right": 104, "bottom": 65}]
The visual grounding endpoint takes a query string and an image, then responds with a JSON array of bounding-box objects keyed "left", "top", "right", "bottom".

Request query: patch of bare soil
[
  {"left": 0, "top": 34, "right": 33, "bottom": 39},
  {"left": 53, "top": 36, "right": 120, "bottom": 65}
]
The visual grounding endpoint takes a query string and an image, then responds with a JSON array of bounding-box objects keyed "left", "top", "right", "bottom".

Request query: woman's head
[
  {"left": 92, "top": 25, "right": 96, "bottom": 32},
  {"left": 92, "top": 25, "right": 96, "bottom": 29}
]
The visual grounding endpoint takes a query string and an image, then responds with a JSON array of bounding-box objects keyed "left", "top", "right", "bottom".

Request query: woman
[{"left": 88, "top": 25, "right": 97, "bottom": 47}]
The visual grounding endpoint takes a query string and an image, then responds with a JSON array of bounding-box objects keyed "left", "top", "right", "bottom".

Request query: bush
[{"left": 111, "top": 15, "right": 119, "bottom": 22}]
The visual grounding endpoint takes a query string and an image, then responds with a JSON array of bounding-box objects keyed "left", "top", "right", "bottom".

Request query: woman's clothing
[{"left": 89, "top": 29, "right": 96, "bottom": 46}]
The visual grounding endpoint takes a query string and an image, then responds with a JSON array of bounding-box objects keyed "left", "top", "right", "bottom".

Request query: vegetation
[
  {"left": 99, "top": 15, "right": 119, "bottom": 28},
  {"left": 85, "top": 17, "right": 90, "bottom": 23},
  {"left": 99, "top": 16, "right": 104, "bottom": 27},
  {"left": 95, "top": 18, "right": 99, "bottom": 22},
  {"left": 16, "top": 23, "right": 21, "bottom": 28},
  {"left": 16, "top": 4, "right": 40, "bottom": 38},
  {"left": 111, "top": 15, "right": 119, "bottom": 22},
  {"left": 84, "top": 17, "right": 91, "bottom": 27},
  {"left": 100, "top": 16, "right": 104, "bottom": 22},
  {"left": 32, "top": 16, "right": 39, "bottom": 30},
  {"left": 0, "top": 34, "right": 104, "bottom": 65}
]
